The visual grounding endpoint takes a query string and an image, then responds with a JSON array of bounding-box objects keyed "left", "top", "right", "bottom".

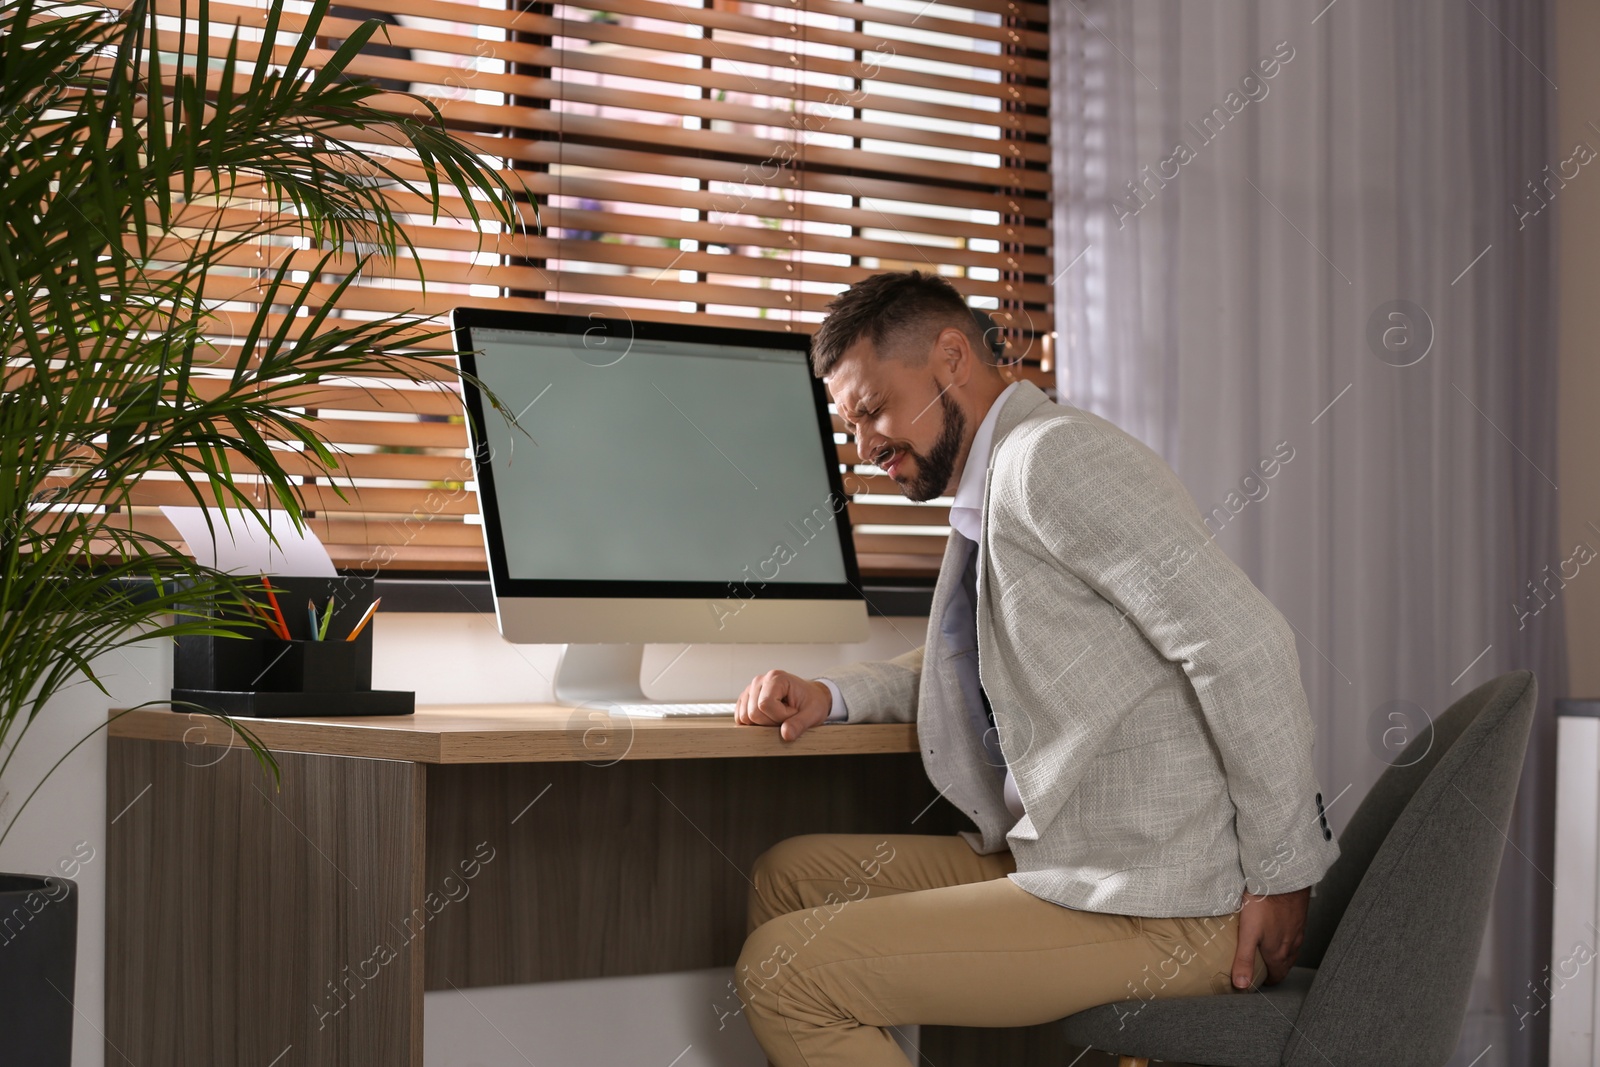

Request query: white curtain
[{"left": 1050, "top": 2, "right": 1564, "bottom": 1064}]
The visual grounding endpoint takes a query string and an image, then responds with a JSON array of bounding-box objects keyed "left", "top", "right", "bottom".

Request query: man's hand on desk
[{"left": 735, "top": 670, "right": 832, "bottom": 741}]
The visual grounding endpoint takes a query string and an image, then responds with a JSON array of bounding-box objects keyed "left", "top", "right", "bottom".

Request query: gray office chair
[{"left": 1061, "top": 669, "right": 1538, "bottom": 1067}]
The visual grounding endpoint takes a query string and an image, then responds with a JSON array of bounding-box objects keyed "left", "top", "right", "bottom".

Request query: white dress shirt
[{"left": 822, "top": 382, "right": 1025, "bottom": 825}]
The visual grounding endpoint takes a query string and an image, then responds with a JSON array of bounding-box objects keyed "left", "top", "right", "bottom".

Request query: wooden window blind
[{"left": 125, "top": 0, "right": 1053, "bottom": 580}]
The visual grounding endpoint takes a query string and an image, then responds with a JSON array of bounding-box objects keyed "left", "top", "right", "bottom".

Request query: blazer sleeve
[
  {"left": 818, "top": 645, "right": 924, "bottom": 724},
  {"left": 1006, "top": 418, "right": 1339, "bottom": 896}
]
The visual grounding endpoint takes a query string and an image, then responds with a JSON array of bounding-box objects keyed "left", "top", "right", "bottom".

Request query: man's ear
[{"left": 935, "top": 326, "right": 976, "bottom": 387}]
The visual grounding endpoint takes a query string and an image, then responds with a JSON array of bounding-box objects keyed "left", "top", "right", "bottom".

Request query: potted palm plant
[{"left": 0, "top": 0, "right": 526, "bottom": 1058}]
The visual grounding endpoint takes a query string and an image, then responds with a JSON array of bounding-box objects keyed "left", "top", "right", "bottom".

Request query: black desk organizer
[{"left": 170, "top": 575, "right": 413, "bottom": 718}]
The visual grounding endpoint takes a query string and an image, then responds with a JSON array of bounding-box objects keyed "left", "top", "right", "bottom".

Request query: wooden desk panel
[
  {"left": 422, "top": 753, "right": 956, "bottom": 989},
  {"left": 109, "top": 705, "right": 921, "bottom": 763},
  {"left": 107, "top": 738, "right": 427, "bottom": 1066}
]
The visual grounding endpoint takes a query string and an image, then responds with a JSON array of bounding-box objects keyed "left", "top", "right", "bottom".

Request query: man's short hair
[{"left": 811, "top": 270, "right": 996, "bottom": 378}]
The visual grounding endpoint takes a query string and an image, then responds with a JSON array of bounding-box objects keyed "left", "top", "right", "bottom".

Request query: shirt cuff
[{"left": 819, "top": 678, "right": 848, "bottom": 723}]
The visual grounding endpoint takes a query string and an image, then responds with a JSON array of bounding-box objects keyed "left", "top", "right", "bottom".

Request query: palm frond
[{"left": 0, "top": 0, "right": 534, "bottom": 842}]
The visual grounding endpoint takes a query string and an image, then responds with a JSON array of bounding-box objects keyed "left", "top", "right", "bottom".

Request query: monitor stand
[{"left": 551, "top": 644, "right": 650, "bottom": 706}]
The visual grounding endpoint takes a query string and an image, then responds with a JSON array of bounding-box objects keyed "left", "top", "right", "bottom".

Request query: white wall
[
  {"left": 371, "top": 611, "right": 924, "bottom": 706},
  {"left": 0, "top": 640, "right": 171, "bottom": 1067},
  {"left": 0, "top": 613, "right": 924, "bottom": 1067}
]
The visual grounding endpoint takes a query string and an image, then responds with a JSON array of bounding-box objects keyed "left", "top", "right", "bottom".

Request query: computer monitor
[{"left": 452, "top": 308, "right": 870, "bottom": 705}]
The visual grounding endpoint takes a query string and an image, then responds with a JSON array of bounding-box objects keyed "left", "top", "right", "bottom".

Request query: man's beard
[{"left": 897, "top": 392, "right": 966, "bottom": 502}]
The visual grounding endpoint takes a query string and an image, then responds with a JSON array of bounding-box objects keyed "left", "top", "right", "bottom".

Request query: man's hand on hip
[
  {"left": 735, "top": 670, "right": 832, "bottom": 741},
  {"left": 1232, "top": 885, "right": 1311, "bottom": 989}
]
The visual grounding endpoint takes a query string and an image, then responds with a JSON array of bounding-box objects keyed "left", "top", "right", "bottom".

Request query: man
[{"left": 731, "top": 271, "right": 1341, "bottom": 1066}]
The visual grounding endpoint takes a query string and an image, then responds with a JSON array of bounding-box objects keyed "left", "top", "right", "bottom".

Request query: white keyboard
[{"left": 608, "top": 702, "right": 739, "bottom": 718}]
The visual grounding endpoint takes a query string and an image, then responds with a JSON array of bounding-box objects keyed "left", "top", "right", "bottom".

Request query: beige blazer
[{"left": 825, "top": 381, "right": 1341, "bottom": 916}]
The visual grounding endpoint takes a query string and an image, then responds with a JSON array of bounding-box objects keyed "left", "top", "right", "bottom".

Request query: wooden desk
[
  {"left": 106, "top": 706, "right": 977, "bottom": 1065},
  {"left": 108, "top": 703, "right": 924, "bottom": 764}
]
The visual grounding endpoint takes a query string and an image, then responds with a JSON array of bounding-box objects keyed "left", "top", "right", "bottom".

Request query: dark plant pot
[{"left": 0, "top": 874, "right": 77, "bottom": 1067}]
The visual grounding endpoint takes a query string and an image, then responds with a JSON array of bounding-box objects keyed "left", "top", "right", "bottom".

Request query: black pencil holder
[
  {"left": 171, "top": 575, "right": 412, "bottom": 718},
  {"left": 252, "top": 638, "right": 371, "bottom": 693}
]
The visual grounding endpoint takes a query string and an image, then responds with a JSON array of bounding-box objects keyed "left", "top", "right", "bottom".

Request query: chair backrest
[
  {"left": 1297, "top": 673, "right": 1517, "bottom": 968},
  {"left": 1284, "top": 670, "right": 1536, "bottom": 1067}
]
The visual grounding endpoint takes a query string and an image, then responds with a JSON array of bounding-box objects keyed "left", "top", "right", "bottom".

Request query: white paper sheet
[{"left": 160, "top": 505, "right": 338, "bottom": 577}]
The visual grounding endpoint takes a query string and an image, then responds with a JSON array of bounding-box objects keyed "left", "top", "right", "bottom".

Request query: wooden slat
[
  {"left": 493, "top": 150, "right": 1052, "bottom": 224},
  {"left": 170, "top": 239, "right": 1055, "bottom": 308},
  {"left": 164, "top": 326, "right": 464, "bottom": 381},
  {"left": 494, "top": 213, "right": 1051, "bottom": 271},
  {"left": 172, "top": 447, "right": 474, "bottom": 482},
  {"left": 325, "top": 549, "right": 485, "bottom": 568},
  {"left": 268, "top": 417, "right": 469, "bottom": 448},
  {"left": 855, "top": 531, "right": 948, "bottom": 555},
  {"left": 182, "top": 376, "right": 465, "bottom": 416},
  {"left": 421, "top": 97, "right": 1051, "bottom": 172},
  {"left": 123, "top": 479, "right": 479, "bottom": 516},
  {"left": 850, "top": 502, "right": 950, "bottom": 526},
  {"left": 856, "top": 551, "right": 943, "bottom": 578},
  {"left": 191, "top": 277, "right": 818, "bottom": 328},
  {"left": 123, "top": 511, "right": 486, "bottom": 547},
  {"left": 151, "top": 197, "right": 1053, "bottom": 274}
]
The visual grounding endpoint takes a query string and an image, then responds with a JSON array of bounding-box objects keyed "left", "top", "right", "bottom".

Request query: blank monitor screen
[{"left": 454, "top": 310, "right": 861, "bottom": 599}]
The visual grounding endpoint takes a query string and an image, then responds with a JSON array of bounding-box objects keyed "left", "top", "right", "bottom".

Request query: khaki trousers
[{"left": 735, "top": 833, "right": 1269, "bottom": 1067}]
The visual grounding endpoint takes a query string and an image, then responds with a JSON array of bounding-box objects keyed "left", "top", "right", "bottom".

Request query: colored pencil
[
  {"left": 344, "top": 598, "right": 381, "bottom": 642},
  {"left": 261, "top": 576, "right": 290, "bottom": 640}
]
